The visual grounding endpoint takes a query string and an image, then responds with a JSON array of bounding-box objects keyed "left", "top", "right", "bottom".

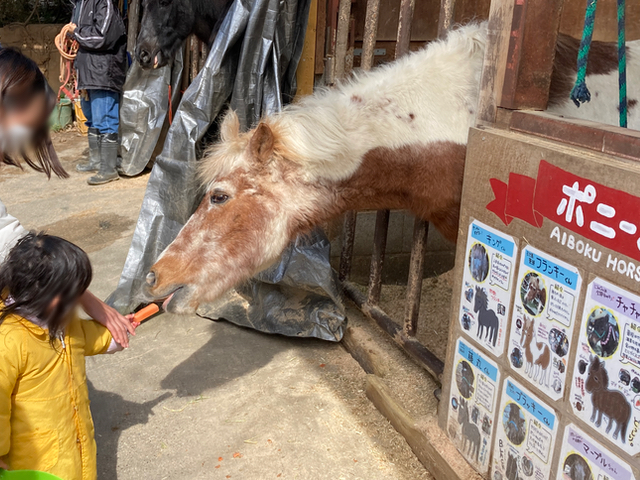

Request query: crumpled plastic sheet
[
  {"left": 108, "top": 0, "right": 346, "bottom": 342},
  {"left": 118, "top": 49, "right": 184, "bottom": 176}
]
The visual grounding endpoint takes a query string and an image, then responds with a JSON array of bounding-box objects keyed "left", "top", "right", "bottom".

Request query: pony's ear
[
  {"left": 220, "top": 110, "right": 240, "bottom": 141},
  {"left": 250, "top": 123, "right": 275, "bottom": 163}
]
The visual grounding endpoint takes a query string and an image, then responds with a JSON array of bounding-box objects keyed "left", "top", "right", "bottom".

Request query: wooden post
[
  {"left": 190, "top": 35, "right": 199, "bottom": 83},
  {"left": 295, "top": 0, "right": 319, "bottom": 98},
  {"left": 475, "top": 0, "right": 515, "bottom": 124},
  {"left": 314, "top": 0, "right": 328, "bottom": 74},
  {"left": 499, "top": 0, "right": 565, "bottom": 110},
  {"left": 127, "top": 0, "right": 140, "bottom": 55}
]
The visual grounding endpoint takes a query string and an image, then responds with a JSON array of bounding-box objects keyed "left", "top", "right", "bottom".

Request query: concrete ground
[{"left": 0, "top": 131, "right": 432, "bottom": 480}]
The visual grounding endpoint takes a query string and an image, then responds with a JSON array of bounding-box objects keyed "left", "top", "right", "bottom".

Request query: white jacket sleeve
[{"left": 0, "top": 199, "right": 27, "bottom": 264}]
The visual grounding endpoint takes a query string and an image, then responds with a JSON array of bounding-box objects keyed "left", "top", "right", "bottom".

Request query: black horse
[{"left": 136, "top": 0, "right": 233, "bottom": 69}]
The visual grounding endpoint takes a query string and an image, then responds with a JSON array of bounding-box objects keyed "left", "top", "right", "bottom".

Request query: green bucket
[
  {"left": 0, "top": 470, "right": 62, "bottom": 480},
  {"left": 49, "top": 97, "right": 73, "bottom": 132}
]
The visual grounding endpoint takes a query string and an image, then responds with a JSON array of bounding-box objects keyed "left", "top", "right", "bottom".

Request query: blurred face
[{"left": 0, "top": 91, "right": 48, "bottom": 153}]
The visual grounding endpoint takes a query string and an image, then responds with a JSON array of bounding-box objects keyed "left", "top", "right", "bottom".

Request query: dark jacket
[{"left": 72, "top": 0, "right": 127, "bottom": 92}]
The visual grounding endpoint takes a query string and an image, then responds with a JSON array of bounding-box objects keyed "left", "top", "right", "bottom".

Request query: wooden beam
[
  {"left": 341, "top": 327, "right": 389, "bottom": 377},
  {"left": 127, "top": 0, "right": 140, "bottom": 55},
  {"left": 365, "top": 375, "right": 483, "bottom": 480},
  {"left": 500, "top": 0, "right": 565, "bottom": 110},
  {"left": 315, "top": 0, "right": 327, "bottom": 74},
  {"left": 296, "top": 0, "right": 319, "bottom": 98},
  {"left": 476, "top": 0, "right": 515, "bottom": 124}
]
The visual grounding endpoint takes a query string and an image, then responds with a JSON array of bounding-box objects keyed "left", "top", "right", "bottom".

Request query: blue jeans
[{"left": 81, "top": 90, "right": 120, "bottom": 135}]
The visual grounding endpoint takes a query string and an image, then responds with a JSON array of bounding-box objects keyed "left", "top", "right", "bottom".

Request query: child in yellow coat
[{"left": 0, "top": 233, "right": 137, "bottom": 479}]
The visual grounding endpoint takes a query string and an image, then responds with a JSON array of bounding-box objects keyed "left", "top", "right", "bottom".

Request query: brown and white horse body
[{"left": 147, "top": 22, "right": 639, "bottom": 312}]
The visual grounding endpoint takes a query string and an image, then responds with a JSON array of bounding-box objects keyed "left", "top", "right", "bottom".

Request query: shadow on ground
[
  {"left": 160, "top": 320, "right": 296, "bottom": 397},
  {"left": 90, "top": 381, "right": 171, "bottom": 479}
]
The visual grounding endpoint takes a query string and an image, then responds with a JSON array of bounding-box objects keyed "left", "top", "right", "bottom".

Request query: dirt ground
[{"left": 0, "top": 131, "right": 434, "bottom": 480}]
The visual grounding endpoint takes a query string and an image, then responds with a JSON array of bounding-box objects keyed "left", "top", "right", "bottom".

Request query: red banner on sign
[{"left": 487, "top": 160, "right": 640, "bottom": 263}]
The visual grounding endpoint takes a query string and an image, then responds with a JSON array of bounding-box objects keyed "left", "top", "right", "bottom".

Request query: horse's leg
[
  {"left": 596, "top": 409, "right": 603, "bottom": 427},
  {"left": 613, "top": 421, "right": 620, "bottom": 440},
  {"left": 606, "top": 416, "right": 613, "bottom": 434},
  {"left": 590, "top": 407, "right": 597, "bottom": 423}
]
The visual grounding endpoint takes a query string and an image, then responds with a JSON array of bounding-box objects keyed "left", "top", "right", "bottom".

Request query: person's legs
[
  {"left": 77, "top": 91, "right": 100, "bottom": 173},
  {"left": 87, "top": 90, "right": 120, "bottom": 185}
]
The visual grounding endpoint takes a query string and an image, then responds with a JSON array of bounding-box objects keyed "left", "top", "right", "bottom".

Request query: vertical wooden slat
[
  {"left": 476, "top": 0, "right": 516, "bottom": 124},
  {"left": 296, "top": 0, "right": 319, "bottom": 98},
  {"left": 127, "top": 0, "right": 140, "bottom": 55},
  {"left": 315, "top": 0, "right": 328, "bottom": 74},
  {"left": 190, "top": 35, "right": 198, "bottom": 82},
  {"left": 499, "top": 0, "right": 565, "bottom": 110},
  {"left": 437, "top": 0, "right": 456, "bottom": 38}
]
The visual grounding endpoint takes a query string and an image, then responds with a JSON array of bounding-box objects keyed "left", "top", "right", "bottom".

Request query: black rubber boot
[
  {"left": 88, "top": 133, "right": 120, "bottom": 185},
  {"left": 76, "top": 127, "right": 100, "bottom": 172}
]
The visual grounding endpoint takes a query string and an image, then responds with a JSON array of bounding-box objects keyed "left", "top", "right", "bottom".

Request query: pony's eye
[{"left": 210, "top": 193, "right": 229, "bottom": 205}]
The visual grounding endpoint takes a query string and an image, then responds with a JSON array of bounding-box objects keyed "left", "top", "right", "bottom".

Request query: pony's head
[
  {"left": 473, "top": 286, "right": 487, "bottom": 313},
  {"left": 525, "top": 275, "right": 540, "bottom": 303},
  {"left": 586, "top": 355, "right": 608, "bottom": 393},
  {"left": 145, "top": 111, "right": 319, "bottom": 313},
  {"left": 520, "top": 315, "right": 534, "bottom": 347},
  {"left": 136, "top": 0, "right": 196, "bottom": 68}
]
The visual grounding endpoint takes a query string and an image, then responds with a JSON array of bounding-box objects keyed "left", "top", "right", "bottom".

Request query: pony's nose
[
  {"left": 146, "top": 271, "right": 157, "bottom": 287},
  {"left": 138, "top": 49, "right": 151, "bottom": 66}
]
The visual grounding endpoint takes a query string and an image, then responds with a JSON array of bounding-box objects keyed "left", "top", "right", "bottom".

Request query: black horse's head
[{"left": 136, "top": 0, "right": 196, "bottom": 69}]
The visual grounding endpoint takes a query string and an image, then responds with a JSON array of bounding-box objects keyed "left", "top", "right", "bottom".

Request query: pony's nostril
[
  {"left": 139, "top": 50, "right": 150, "bottom": 63},
  {"left": 146, "top": 271, "right": 157, "bottom": 287}
]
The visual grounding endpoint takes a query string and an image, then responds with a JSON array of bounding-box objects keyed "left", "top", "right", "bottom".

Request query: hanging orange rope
[{"left": 54, "top": 23, "right": 79, "bottom": 101}]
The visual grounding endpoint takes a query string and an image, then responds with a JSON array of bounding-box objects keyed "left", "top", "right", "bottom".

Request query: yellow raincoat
[{"left": 0, "top": 311, "right": 113, "bottom": 480}]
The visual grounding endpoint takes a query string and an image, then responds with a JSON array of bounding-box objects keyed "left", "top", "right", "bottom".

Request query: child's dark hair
[
  {"left": 0, "top": 47, "right": 67, "bottom": 178},
  {"left": 0, "top": 233, "right": 92, "bottom": 342}
]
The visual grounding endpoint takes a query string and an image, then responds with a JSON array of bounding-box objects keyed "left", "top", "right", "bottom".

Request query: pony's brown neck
[{"left": 319, "top": 141, "right": 467, "bottom": 242}]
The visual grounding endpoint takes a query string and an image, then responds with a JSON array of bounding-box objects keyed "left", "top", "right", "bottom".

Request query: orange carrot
[{"left": 133, "top": 303, "right": 160, "bottom": 323}]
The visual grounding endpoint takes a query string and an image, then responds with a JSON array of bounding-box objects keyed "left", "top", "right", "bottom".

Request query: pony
[
  {"left": 563, "top": 453, "right": 593, "bottom": 480},
  {"left": 144, "top": 22, "right": 640, "bottom": 313},
  {"left": 456, "top": 360, "right": 475, "bottom": 398},
  {"left": 520, "top": 315, "right": 551, "bottom": 387},
  {"left": 524, "top": 275, "right": 546, "bottom": 315},
  {"left": 135, "top": 0, "right": 233, "bottom": 68},
  {"left": 505, "top": 452, "right": 521, "bottom": 480},
  {"left": 473, "top": 286, "right": 499, "bottom": 347},
  {"left": 587, "top": 308, "right": 620, "bottom": 357},
  {"left": 585, "top": 355, "right": 631, "bottom": 443},
  {"left": 457, "top": 398, "right": 481, "bottom": 463},
  {"left": 503, "top": 403, "right": 525, "bottom": 446}
]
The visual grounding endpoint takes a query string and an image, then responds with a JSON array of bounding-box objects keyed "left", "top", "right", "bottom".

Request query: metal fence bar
[
  {"left": 334, "top": 0, "right": 352, "bottom": 80},
  {"left": 403, "top": 220, "right": 429, "bottom": 336},
  {"left": 402, "top": 1, "right": 453, "bottom": 338},
  {"left": 337, "top": 0, "right": 382, "bottom": 282},
  {"left": 344, "top": 282, "right": 444, "bottom": 380},
  {"left": 367, "top": 209, "right": 390, "bottom": 305},
  {"left": 437, "top": 0, "right": 456, "bottom": 38},
  {"left": 339, "top": 211, "right": 357, "bottom": 281},
  {"left": 337, "top": 0, "right": 453, "bottom": 381},
  {"left": 395, "top": 0, "right": 416, "bottom": 57}
]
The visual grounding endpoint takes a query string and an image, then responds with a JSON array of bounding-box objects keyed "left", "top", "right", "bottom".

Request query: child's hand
[
  {"left": 127, "top": 313, "right": 141, "bottom": 331},
  {"left": 80, "top": 291, "right": 136, "bottom": 347}
]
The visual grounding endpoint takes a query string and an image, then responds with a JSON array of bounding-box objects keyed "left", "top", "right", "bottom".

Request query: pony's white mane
[{"left": 201, "top": 22, "right": 488, "bottom": 186}]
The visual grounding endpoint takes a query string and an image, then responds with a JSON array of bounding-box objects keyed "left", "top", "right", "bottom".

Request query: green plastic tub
[
  {"left": 0, "top": 470, "right": 62, "bottom": 480},
  {"left": 49, "top": 97, "right": 73, "bottom": 131}
]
